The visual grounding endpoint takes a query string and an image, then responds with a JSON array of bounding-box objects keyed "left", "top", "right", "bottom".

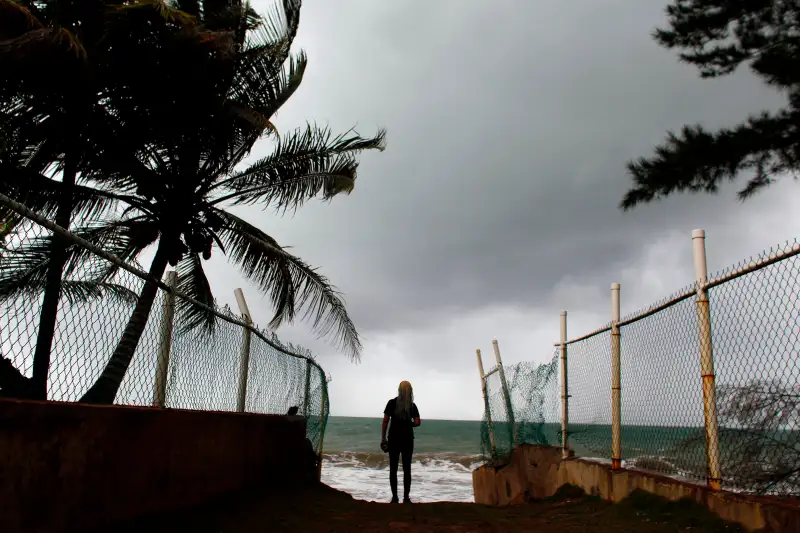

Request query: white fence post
[
  {"left": 560, "top": 311, "right": 569, "bottom": 458},
  {"left": 692, "top": 229, "right": 722, "bottom": 490},
  {"left": 492, "top": 339, "right": 518, "bottom": 447},
  {"left": 234, "top": 288, "right": 253, "bottom": 413},
  {"left": 152, "top": 271, "right": 177, "bottom": 408},
  {"left": 302, "top": 358, "right": 312, "bottom": 417},
  {"left": 610, "top": 283, "right": 622, "bottom": 470},
  {"left": 476, "top": 348, "right": 497, "bottom": 457}
]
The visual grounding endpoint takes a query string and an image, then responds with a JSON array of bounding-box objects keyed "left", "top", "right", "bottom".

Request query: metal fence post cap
[{"left": 692, "top": 229, "right": 706, "bottom": 239}]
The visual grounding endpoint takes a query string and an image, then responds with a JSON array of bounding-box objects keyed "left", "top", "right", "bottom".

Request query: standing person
[{"left": 380, "top": 381, "right": 421, "bottom": 503}]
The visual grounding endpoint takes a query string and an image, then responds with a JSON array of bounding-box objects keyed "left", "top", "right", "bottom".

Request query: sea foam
[{"left": 321, "top": 451, "right": 479, "bottom": 503}]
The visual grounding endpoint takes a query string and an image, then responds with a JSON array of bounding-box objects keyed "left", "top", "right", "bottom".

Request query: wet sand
[{"left": 102, "top": 483, "right": 746, "bottom": 533}]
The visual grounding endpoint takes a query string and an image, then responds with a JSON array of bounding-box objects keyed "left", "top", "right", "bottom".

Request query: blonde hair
[{"left": 395, "top": 381, "right": 413, "bottom": 419}]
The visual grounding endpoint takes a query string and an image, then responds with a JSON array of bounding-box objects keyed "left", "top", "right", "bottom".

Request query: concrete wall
[
  {"left": 0, "top": 399, "right": 311, "bottom": 533},
  {"left": 473, "top": 444, "right": 800, "bottom": 532}
]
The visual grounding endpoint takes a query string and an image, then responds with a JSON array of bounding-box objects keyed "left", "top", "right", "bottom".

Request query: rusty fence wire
[
  {"left": 480, "top": 233, "right": 800, "bottom": 497},
  {"left": 0, "top": 195, "right": 329, "bottom": 456}
]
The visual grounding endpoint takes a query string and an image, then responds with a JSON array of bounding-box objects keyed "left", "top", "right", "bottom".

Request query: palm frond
[
  {"left": 225, "top": 0, "right": 302, "bottom": 108},
  {"left": 174, "top": 253, "right": 217, "bottom": 334},
  {"left": 211, "top": 124, "right": 385, "bottom": 211},
  {"left": 0, "top": 219, "right": 128, "bottom": 301},
  {"left": 226, "top": 101, "right": 279, "bottom": 137},
  {"left": 0, "top": 26, "right": 86, "bottom": 64},
  {"left": 0, "top": 216, "right": 154, "bottom": 304},
  {"left": 111, "top": 0, "right": 196, "bottom": 26},
  {"left": 59, "top": 280, "right": 139, "bottom": 306},
  {"left": 0, "top": 210, "right": 21, "bottom": 253},
  {"left": 0, "top": 231, "right": 138, "bottom": 306},
  {"left": 0, "top": 231, "right": 58, "bottom": 301},
  {"left": 259, "top": 49, "right": 306, "bottom": 117},
  {"left": 1, "top": 166, "right": 125, "bottom": 222},
  {"left": 0, "top": 0, "right": 43, "bottom": 40},
  {"left": 227, "top": 50, "right": 306, "bottom": 134},
  {"left": 60, "top": 217, "right": 158, "bottom": 281},
  {"left": 251, "top": 0, "right": 300, "bottom": 65},
  {"left": 213, "top": 208, "right": 361, "bottom": 360}
]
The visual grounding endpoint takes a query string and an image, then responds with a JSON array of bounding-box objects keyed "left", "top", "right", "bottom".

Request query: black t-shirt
[{"left": 384, "top": 398, "right": 420, "bottom": 442}]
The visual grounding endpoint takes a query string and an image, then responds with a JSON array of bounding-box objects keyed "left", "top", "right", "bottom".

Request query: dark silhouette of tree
[
  {"left": 620, "top": 0, "right": 800, "bottom": 210},
  {"left": 675, "top": 379, "right": 800, "bottom": 494},
  {"left": 0, "top": 0, "right": 208, "bottom": 398},
  {"left": 715, "top": 379, "right": 800, "bottom": 494},
  {"left": 2, "top": 1, "right": 384, "bottom": 404},
  {"left": 73, "top": 0, "right": 384, "bottom": 404}
]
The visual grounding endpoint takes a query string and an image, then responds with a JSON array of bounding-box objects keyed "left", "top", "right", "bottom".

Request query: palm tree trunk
[
  {"left": 79, "top": 237, "right": 173, "bottom": 404},
  {"left": 29, "top": 158, "right": 78, "bottom": 400}
]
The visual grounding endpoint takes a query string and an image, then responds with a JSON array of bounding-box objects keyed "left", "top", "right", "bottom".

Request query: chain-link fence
[
  {"left": 0, "top": 195, "right": 329, "bottom": 457},
  {"left": 480, "top": 355, "right": 560, "bottom": 462},
  {"left": 479, "top": 231, "right": 800, "bottom": 497}
]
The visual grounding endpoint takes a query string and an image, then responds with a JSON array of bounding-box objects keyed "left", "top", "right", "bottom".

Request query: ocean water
[
  {"left": 321, "top": 416, "right": 483, "bottom": 503},
  {"left": 320, "top": 417, "right": 800, "bottom": 501}
]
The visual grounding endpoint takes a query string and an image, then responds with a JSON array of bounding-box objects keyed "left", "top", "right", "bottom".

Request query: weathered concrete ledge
[
  {"left": 0, "top": 398, "right": 310, "bottom": 533},
  {"left": 472, "top": 444, "right": 800, "bottom": 532}
]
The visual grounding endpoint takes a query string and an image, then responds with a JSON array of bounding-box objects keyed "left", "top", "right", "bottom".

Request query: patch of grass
[{"left": 614, "top": 490, "right": 745, "bottom": 532}]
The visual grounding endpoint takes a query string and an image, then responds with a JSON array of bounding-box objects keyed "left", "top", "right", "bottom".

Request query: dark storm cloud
[{"left": 229, "top": 0, "right": 787, "bottom": 337}]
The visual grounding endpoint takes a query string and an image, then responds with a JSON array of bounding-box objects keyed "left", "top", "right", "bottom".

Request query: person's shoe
[
  {"left": 403, "top": 497, "right": 412, "bottom": 504},
  {"left": 390, "top": 496, "right": 399, "bottom": 503}
]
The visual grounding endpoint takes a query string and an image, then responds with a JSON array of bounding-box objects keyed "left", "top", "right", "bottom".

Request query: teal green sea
[{"left": 323, "top": 416, "right": 482, "bottom": 455}]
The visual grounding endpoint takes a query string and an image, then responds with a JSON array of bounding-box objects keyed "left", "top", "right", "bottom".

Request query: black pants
[{"left": 389, "top": 439, "right": 414, "bottom": 498}]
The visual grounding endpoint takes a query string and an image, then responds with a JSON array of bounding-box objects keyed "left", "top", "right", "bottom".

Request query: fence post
[
  {"left": 692, "top": 229, "right": 722, "bottom": 490},
  {"left": 492, "top": 339, "right": 518, "bottom": 447},
  {"left": 234, "top": 288, "right": 253, "bottom": 413},
  {"left": 560, "top": 311, "right": 569, "bottom": 459},
  {"left": 302, "top": 358, "right": 312, "bottom": 417},
  {"left": 611, "top": 283, "right": 622, "bottom": 470},
  {"left": 316, "top": 372, "right": 328, "bottom": 482},
  {"left": 476, "top": 349, "right": 497, "bottom": 457},
  {"left": 152, "top": 271, "right": 177, "bottom": 408}
]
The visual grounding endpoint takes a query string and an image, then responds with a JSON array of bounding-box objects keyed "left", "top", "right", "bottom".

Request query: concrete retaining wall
[
  {"left": 473, "top": 444, "right": 800, "bottom": 532},
  {"left": 0, "top": 399, "right": 310, "bottom": 533}
]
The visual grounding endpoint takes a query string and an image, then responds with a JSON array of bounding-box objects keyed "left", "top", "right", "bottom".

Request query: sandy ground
[{"left": 102, "top": 483, "right": 749, "bottom": 533}]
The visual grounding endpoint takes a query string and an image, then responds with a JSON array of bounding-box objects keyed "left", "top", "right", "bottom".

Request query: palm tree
[
  {"left": 0, "top": 0, "right": 218, "bottom": 398},
  {"left": 76, "top": 0, "right": 385, "bottom": 403}
]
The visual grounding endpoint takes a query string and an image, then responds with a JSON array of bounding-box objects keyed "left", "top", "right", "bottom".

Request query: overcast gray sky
[{"left": 200, "top": 0, "right": 800, "bottom": 420}]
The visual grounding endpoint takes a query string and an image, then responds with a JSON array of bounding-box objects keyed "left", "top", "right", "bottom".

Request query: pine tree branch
[{"left": 621, "top": 109, "right": 800, "bottom": 209}]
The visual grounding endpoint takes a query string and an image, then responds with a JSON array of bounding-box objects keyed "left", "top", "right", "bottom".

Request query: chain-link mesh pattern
[
  {"left": 480, "top": 355, "right": 560, "bottom": 462},
  {"left": 164, "top": 304, "right": 245, "bottom": 412},
  {"left": 477, "top": 236, "right": 800, "bottom": 497},
  {"left": 707, "top": 240, "right": 800, "bottom": 495},
  {"left": 0, "top": 198, "right": 330, "bottom": 456},
  {"left": 618, "top": 288, "right": 706, "bottom": 482},
  {"left": 567, "top": 330, "right": 613, "bottom": 460},
  {"left": 245, "top": 332, "right": 329, "bottom": 450}
]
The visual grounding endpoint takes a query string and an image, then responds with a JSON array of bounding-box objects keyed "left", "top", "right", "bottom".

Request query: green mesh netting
[{"left": 481, "top": 353, "right": 560, "bottom": 462}]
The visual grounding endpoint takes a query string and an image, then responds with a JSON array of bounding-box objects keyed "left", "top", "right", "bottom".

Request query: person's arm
[
  {"left": 412, "top": 404, "right": 421, "bottom": 427},
  {"left": 381, "top": 415, "right": 390, "bottom": 443},
  {"left": 381, "top": 400, "right": 393, "bottom": 445}
]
